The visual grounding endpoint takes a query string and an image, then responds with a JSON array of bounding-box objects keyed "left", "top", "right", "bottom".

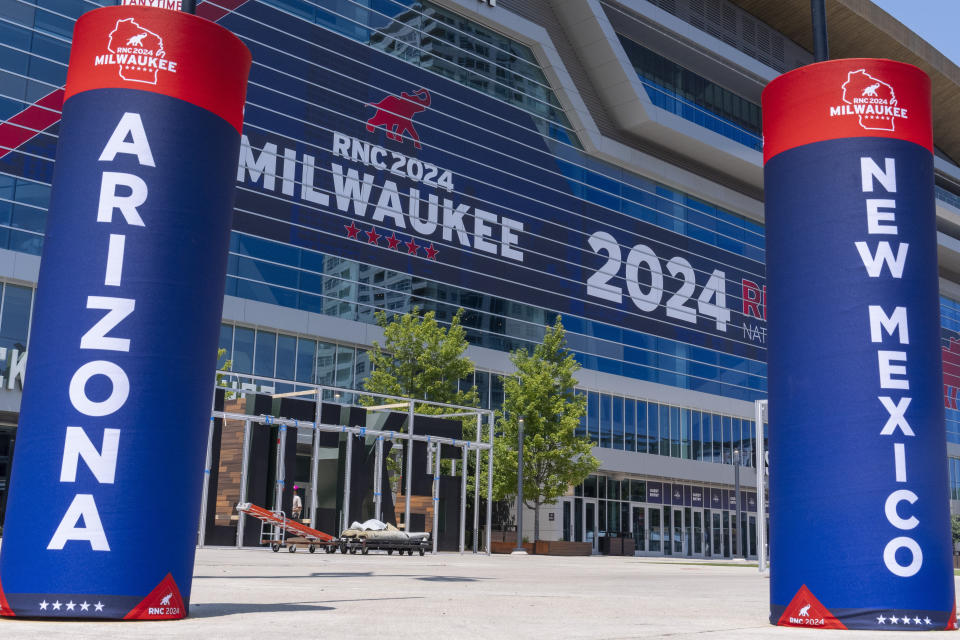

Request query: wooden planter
[{"left": 491, "top": 540, "right": 592, "bottom": 555}]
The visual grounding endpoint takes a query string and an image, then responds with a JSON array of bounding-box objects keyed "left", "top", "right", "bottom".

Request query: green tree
[
  {"left": 952, "top": 514, "right": 960, "bottom": 547},
  {"left": 493, "top": 316, "right": 598, "bottom": 541},
  {"left": 363, "top": 307, "right": 478, "bottom": 412},
  {"left": 362, "top": 307, "right": 480, "bottom": 485}
]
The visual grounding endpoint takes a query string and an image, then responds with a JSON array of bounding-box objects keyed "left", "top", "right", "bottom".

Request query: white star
[
  {"left": 65, "top": 601, "right": 75, "bottom": 611},
  {"left": 94, "top": 601, "right": 104, "bottom": 612},
  {"left": 52, "top": 601, "right": 61, "bottom": 611},
  {"left": 890, "top": 616, "right": 899, "bottom": 624},
  {"left": 914, "top": 617, "right": 922, "bottom": 624},
  {"left": 38, "top": 600, "right": 48, "bottom": 611},
  {"left": 80, "top": 601, "right": 90, "bottom": 611},
  {"left": 901, "top": 616, "right": 910, "bottom": 625},
  {"left": 876, "top": 614, "right": 886, "bottom": 624},
  {"left": 925, "top": 617, "right": 933, "bottom": 625}
]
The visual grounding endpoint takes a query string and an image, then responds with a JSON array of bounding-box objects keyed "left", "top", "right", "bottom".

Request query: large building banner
[
  {"left": 764, "top": 59, "right": 956, "bottom": 630},
  {"left": 0, "top": 7, "right": 249, "bottom": 619}
]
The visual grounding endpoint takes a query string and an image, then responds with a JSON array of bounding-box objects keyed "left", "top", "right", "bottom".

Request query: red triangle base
[
  {"left": 123, "top": 573, "right": 186, "bottom": 620},
  {"left": 946, "top": 599, "right": 957, "bottom": 630},
  {"left": 0, "top": 576, "right": 14, "bottom": 617},
  {"left": 777, "top": 584, "right": 847, "bottom": 630}
]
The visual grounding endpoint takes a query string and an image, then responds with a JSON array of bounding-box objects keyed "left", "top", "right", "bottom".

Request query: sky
[{"left": 871, "top": 0, "right": 960, "bottom": 67}]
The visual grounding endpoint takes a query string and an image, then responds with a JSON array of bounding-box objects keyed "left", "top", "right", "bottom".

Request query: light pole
[
  {"left": 734, "top": 448, "right": 743, "bottom": 559},
  {"left": 513, "top": 417, "right": 526, "bottom": 554}
]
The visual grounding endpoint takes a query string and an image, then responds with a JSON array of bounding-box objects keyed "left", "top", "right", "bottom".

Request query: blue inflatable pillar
[
  {"left": 0, "top": 6, "right": 249, "bottom": 619},
  {"left": 764, "top": 59, "right": 955, "bottom": 629}
]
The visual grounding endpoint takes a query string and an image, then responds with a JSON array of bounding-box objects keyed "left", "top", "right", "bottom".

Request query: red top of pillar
[
  {"left": 762, "top": 58, "right": 932, "bottom": 164},
  {"left": 64, "top": 6, "right": 251, "bottom": 134}
]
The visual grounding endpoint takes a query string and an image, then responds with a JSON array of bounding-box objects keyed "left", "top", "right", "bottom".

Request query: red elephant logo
[{"left": 366, "top": 88, "right": 431, "bottom": 149}]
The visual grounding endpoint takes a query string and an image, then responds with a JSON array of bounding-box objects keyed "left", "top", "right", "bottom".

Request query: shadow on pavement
[
  {"left": 189, "top": 602, "right": 335, "bottom": 618},
  {"left": 190, "top": 596, "right": 426, "bottom": 618},
  {"left": 196, "top": 572, "right": 493, "bottom": 582}
]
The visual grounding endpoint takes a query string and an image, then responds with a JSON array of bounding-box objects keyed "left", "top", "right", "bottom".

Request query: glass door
[
  {"left": 574, "top": 497, "right": 583, "bottom": 542},
  {"left": 673, "top": 508, "right": 684, "bottom": 555},
  {"left": 632, "top": 506, "right": 645, "bottom": 553},
  {"left": 712, "top": 511, "right": 723, "bottom": 558},
  {"left": 585, "top": 500, "right": 597, "bottom": 551},
  {"left": 703, "top": 509, "right": 712, "bottom": 557},
  {"left": 648, "top": 506, "right": 662, "bottom": 553},
  {"left": 723, "top": 511, "right": 731, "bottom": 558},
  {"left": 662, "top": 506, "right": 672, "bottom": 555},
  {"left": 748, "top": 514, "right": 757, "bottom": 558},
  {"left": 693, "top": 510, "right": 703, "bottom": 556}
]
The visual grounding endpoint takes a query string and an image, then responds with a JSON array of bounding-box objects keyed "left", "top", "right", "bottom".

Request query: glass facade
[
  {"left": 263, "top": 0, "right": 578, "bottom": 145},
  {"left": 618, "top": 35, "right": 762, "bottom": 150},
  {"left": 0, "top": 0, "right": 93, "bottom": 257},
  {"left": 567, "top": 473, "right": 759, "bottom": 558},
  {"left": 218, "top": 320, "right": 761, "bottom": 468},
  {"left": 574, "top": 392, "right": 759, "bottom": 466}
]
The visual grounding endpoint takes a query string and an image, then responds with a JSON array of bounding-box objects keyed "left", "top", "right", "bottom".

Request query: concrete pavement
[{"left": 0, "top": 548, "right": 955, "bottom": 639}]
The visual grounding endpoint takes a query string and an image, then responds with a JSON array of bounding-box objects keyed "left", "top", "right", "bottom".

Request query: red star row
[{"left": 344, "top": 222, "right": 438, "bottom": 259}]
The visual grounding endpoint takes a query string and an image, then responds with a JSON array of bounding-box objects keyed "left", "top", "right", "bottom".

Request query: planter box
[
  {"left": 537, "top": 540, "right": 592, "bottom": 556},
  {"left": 492, "top": 540, "right": 591, "bottom": 555}
]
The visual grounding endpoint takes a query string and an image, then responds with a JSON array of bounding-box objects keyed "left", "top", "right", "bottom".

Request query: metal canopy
[{"left": 200, "top": 377, "right": 495, "bottom": 556}]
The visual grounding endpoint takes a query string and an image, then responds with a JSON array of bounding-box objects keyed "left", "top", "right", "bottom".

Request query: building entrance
[{"left": 561, "top": 476, "right": 758, "bottom": 559}]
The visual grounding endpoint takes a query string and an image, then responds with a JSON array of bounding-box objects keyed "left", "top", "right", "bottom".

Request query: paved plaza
[{"left": 0, "top": 547, "right": 955, "bottom": 639}]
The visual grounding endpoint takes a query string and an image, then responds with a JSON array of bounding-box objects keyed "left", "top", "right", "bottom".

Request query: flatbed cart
[
  {"left": 338, "top": 531, "right": 431, "bottom": 556},
  {"left": 236, "top": 502, "right": 337, "bottom": 553}
]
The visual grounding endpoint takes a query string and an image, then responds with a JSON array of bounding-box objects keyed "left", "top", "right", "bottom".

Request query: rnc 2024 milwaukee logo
[
  {"left": 92, "top": 18, "right": 179, "bottom": 84},
  {"left": 828, "top": 69, "right": 907, "bottom": 131}
]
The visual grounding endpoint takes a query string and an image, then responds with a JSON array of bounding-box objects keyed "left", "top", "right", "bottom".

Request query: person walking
[{"left": 292, "top": 487, "right": 303, "bottom": 520}]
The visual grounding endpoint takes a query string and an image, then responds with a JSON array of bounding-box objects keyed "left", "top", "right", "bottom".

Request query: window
[
  {"left": 618, "top": 34, "right": 761, "bottom": 150},
  {"left": 660, "top": 405, "right": 670, "bottom": 456},
  {"left": 691, "top": 411, "right": 702, "bottom": 461},
  {"left": 600, "top": 393, "right": 612, "bottom": 449},
  {"left": 315, "top": 341, "right": 336, "bottom": 386},
  {"left": 335, "top": 345, "right": 354, "bottom": 390},
  {"left": 232, "top": 327, "right": 255, "bottom": 375},
  {"left": 702, "top": 412, "right": 713, "bottom": 462},
  {"left": 587, "top": 392, "right": 600, "bottom": 445},
  {"left": 217, "top": 325, "right": 233, "bottom": 370},
  {"left": 295, "top": 338, "right": 316, "bottom": 383},
  {"left": 276, "top": 334, "right": 296, "bottom": 381},
  {"left": 612, "top": 396, "right": 624, "bottom": 450},
  {"left": 253, "top": 330, "right": 277, "bottom": 378},
  {"left": 576, "top": 389, "right": 587, "bottom": 438},
  {"left": 670, "top": 406, "right": 680, "bottom": 458},
  {"left": 637, "top": 400, "right": 647, "bottom": 453},
  {"left": 648, "top": 402, "right": 659, "bottom": 455}
]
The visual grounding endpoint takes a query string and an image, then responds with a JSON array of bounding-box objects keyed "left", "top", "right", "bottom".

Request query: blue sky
[{"left": 871, "top": 0, "right": 960, "bottom": 67}]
